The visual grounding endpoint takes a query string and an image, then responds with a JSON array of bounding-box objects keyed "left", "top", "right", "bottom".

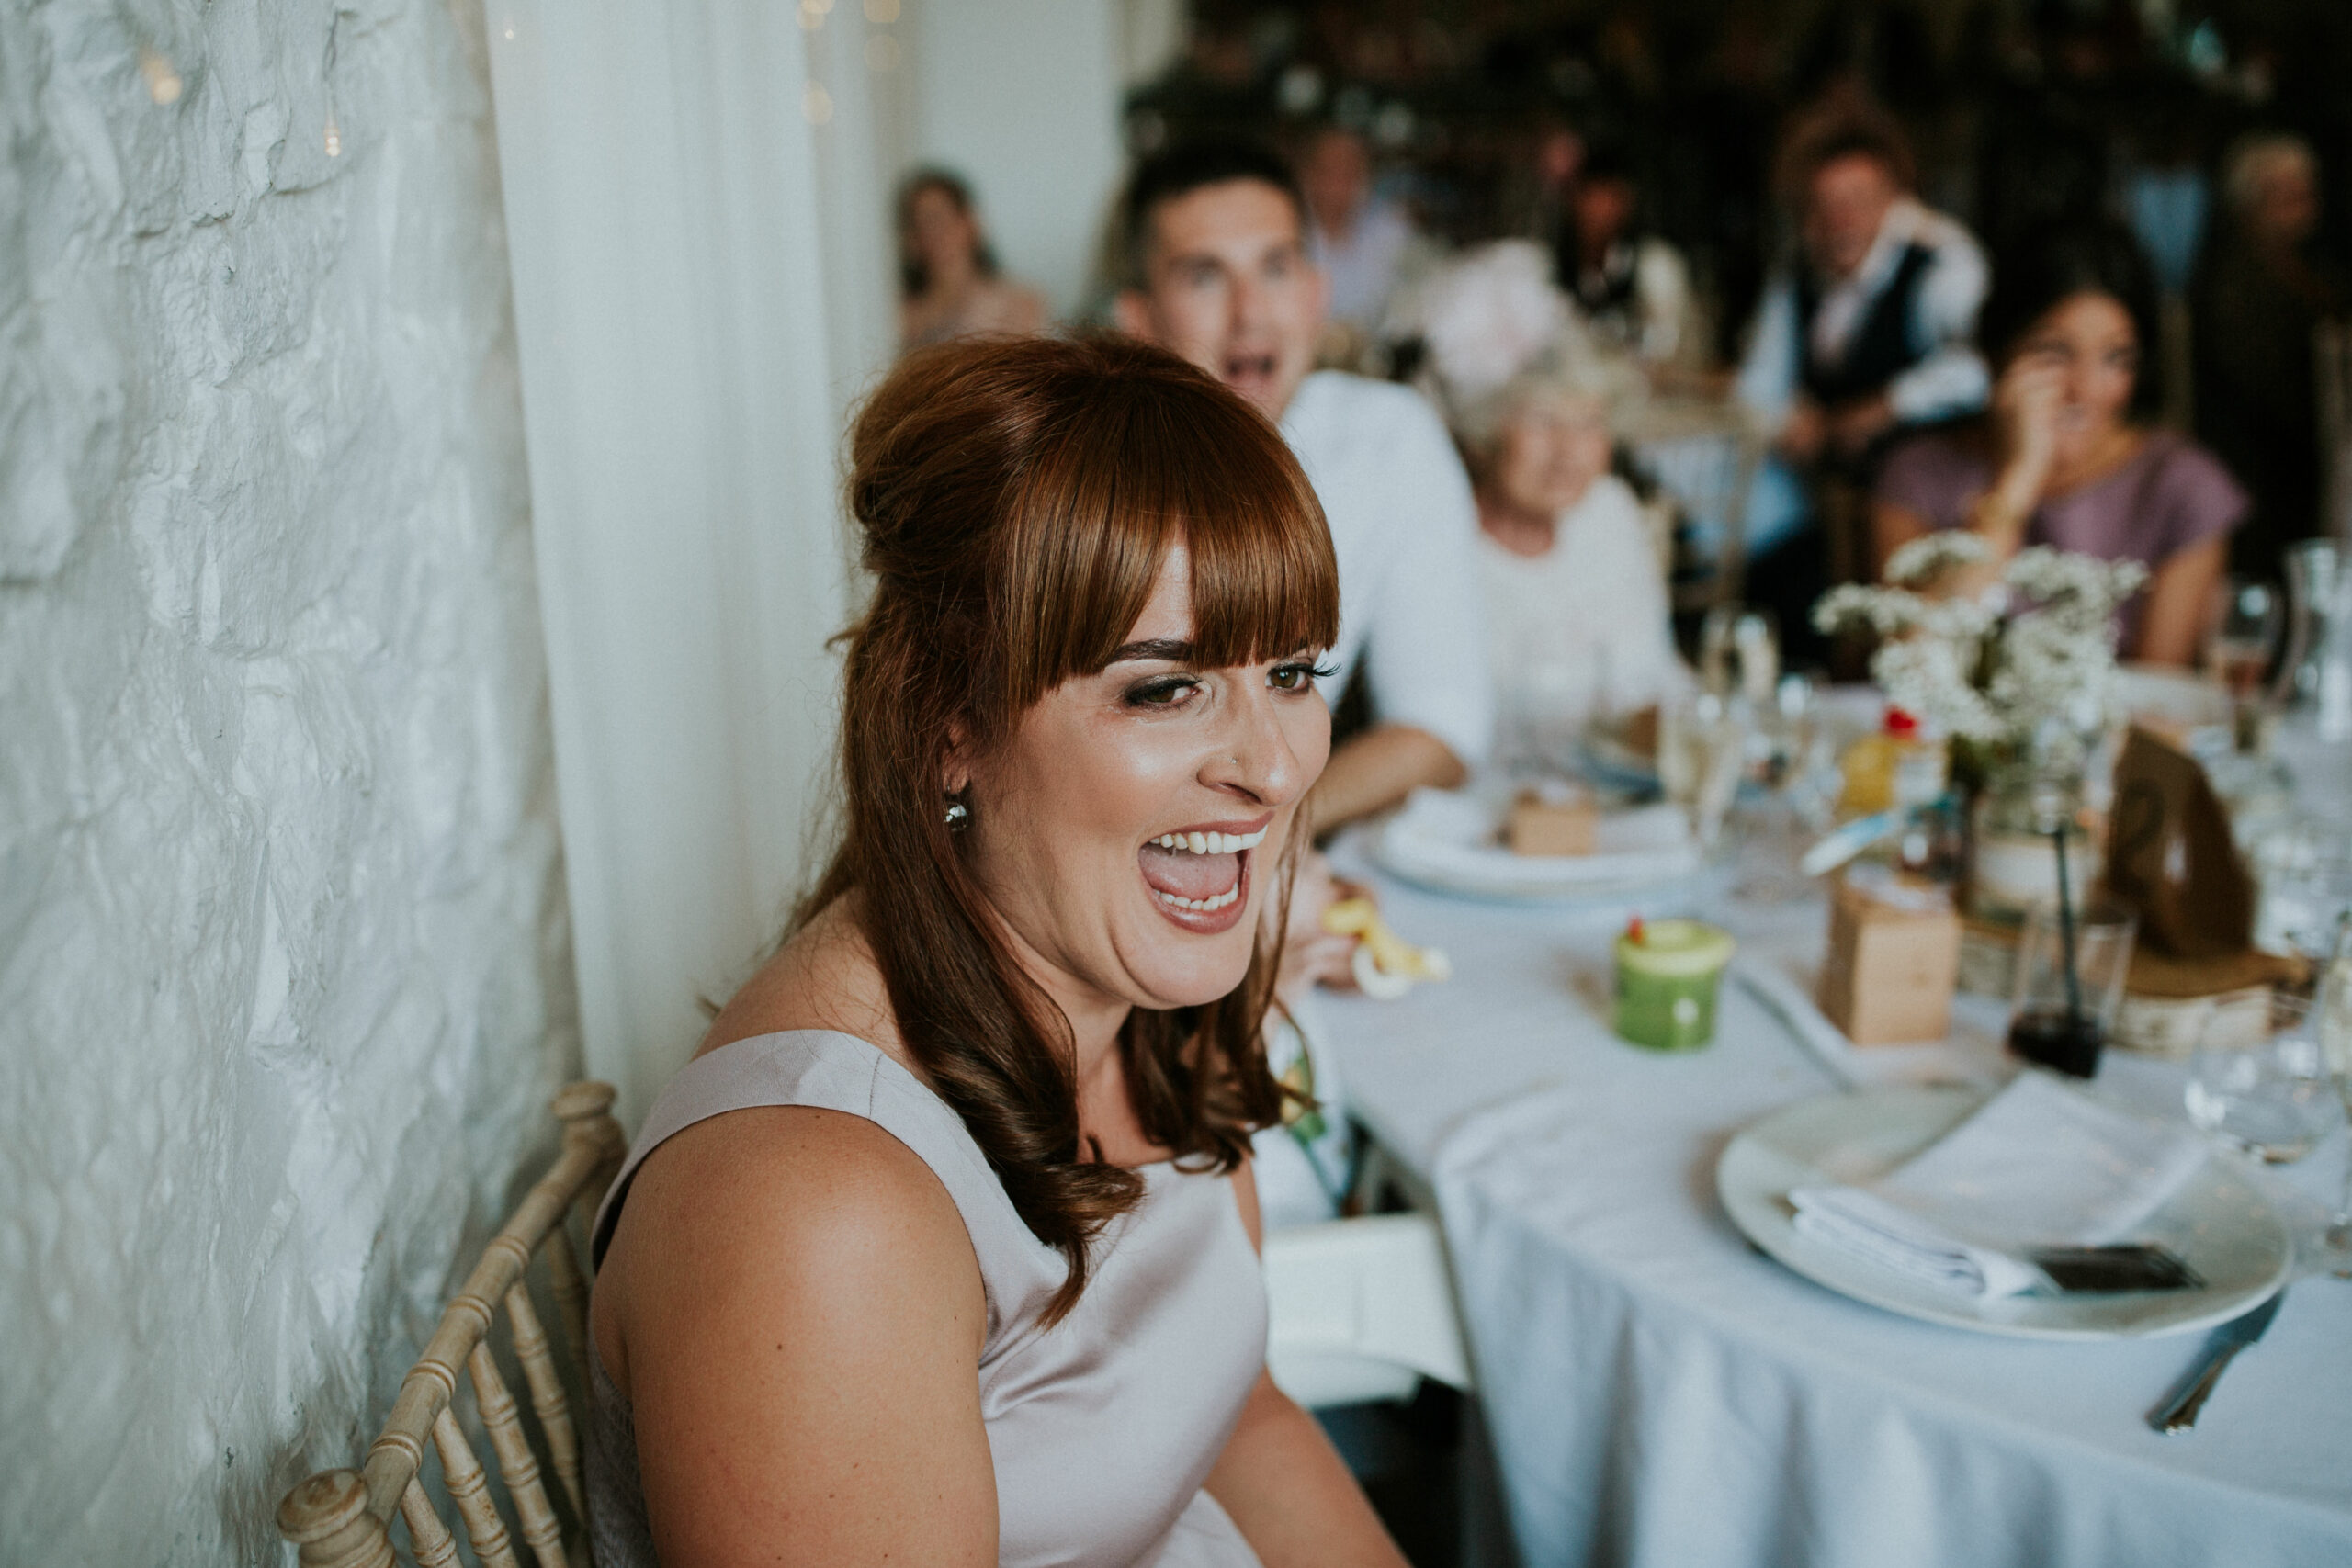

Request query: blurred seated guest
[
  {"left": 1296, "top": 124, "right": 1426, "bottom": 334},
  {"left": 1737, "top": 105, "right": 1988, "bottom": 656},
  {"left": 1555, "top": 141, "right": 1701, "bottom": 372},
  {"left": 1115, "top": 138, "right": 1491, "bottom": 829},
  {"left": 1873, "top": 221, "right": 2245, "bottom": 666},
  {"left": 896, "top": 167, "right": 1046, "bottom": 353},
  {"left": 590, "top": 335, "right": 1409, "bottom": 1566},
  {"left": 1461, "top": 373, "right": 1689, "bottom": 759},
  {"left": 2194, "top": 134, "right": 2346, "bottom": 579},
  {"left": 1392, "top": 238, "right": 1589, "bottom": 411},
  {"left": 1738, "top": 106, "right": 1989, "bottom": 476},
  {"left": 1496, "top": 117, "right": 1586, "bottom": 248}
]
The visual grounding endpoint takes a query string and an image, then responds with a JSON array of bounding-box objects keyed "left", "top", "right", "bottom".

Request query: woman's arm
[
  {"left": 1204, "top": 1165, "right": 1411, "bottom": 1568},
  {"left": 1871, "top": 360, "right": 2063, "bottom": 591},
  {"left": 1869, "top": 497, "right": 1935, "bottom": 581},
  {"left": 596, "top": 1106, "right": 996, "bottom": 1566},
  {"left": 2131, "top": 533, "right": 2225, "bottom": 666}
]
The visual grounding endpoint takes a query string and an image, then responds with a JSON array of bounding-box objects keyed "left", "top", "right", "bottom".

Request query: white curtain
[
  {"left": 482, "top": 0, "right": 1132, "bottom": 1122},
  {"left": 481, "top": 0, "right": 890, "bottom": 1122}
]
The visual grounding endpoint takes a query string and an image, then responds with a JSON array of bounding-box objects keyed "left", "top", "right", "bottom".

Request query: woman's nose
[{"left": 1204, "top": 687, "right": 1309, "bottom": 805}]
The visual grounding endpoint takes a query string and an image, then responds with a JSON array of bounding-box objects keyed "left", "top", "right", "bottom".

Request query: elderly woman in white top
[{"left": 1456, "top": 374, "right": 1690, "bottom": 768}]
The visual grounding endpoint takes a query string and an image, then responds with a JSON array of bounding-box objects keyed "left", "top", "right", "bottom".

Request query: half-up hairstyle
[{"left": 805, "top": 333, "right": 1340, "bottom": 1322}]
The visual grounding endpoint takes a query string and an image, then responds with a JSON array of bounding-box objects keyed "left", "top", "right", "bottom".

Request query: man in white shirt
[
  {"left": 1114, "top": 139, "right": 1491, "bottom": 832},
  {"left": 1736, "top": 115, "right": 1989, "bottom": 481}
]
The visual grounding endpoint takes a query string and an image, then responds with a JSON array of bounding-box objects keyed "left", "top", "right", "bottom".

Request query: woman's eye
[
  {"left": 1271, "top": 661, "right": 1336, "bottom": 693},
  {"left": 1124, "top": 676, "right": 1200, "bottom": 708}
]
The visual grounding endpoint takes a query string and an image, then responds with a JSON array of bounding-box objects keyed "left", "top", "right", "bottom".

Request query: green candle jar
[{"left": 1613, "top": 919, "right": 1737, "bottom": 1051}]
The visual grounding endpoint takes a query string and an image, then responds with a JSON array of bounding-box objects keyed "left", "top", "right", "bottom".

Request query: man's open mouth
[{"left": 1222, "top": 352, "right": 1279, "bottom": 389}]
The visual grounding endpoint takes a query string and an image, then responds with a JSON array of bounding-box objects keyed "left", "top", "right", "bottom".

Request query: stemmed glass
[
  {"left": 1658, "top": 690, "right": 1747, "bottom": 852},
  {"left": 1734, "top": 673, "right": 1831, "bottom": 902},
  {"left": 2313, "top": 919, "right": 2352, "bottom": 1275},
  {"left": 1700, "top": 604, "right": 1781, "bottom": 708},
  {"left": 2205, "top": 576, "right": 2284, "bottom": 752}
]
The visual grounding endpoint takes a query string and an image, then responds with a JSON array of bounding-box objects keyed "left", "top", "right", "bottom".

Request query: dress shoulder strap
[{"left": 589, "top": 1030, "right": 1064, "bottom": 1341}]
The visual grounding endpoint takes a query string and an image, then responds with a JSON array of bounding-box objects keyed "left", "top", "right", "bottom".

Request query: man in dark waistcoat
[{"left": 1736, "top": 107, "right": 1989, "bottom": 658}]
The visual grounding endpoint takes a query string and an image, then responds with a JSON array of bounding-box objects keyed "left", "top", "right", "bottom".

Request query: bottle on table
[
  {"left": 1837, "top": 707, "right": 1946, "bottom": 818},
  {"left": 1836, "top": 707, "right": 1960, "bottom": 883}
]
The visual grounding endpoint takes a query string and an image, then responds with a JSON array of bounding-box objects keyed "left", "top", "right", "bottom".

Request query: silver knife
[{"left": 2147, "top": 1291, "right": 2283, "bottom": 1434}]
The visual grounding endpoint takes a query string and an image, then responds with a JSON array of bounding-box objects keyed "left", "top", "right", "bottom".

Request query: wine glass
[
  {"left": 2204, "top": 576, "right": 2284, "bottom": 752},
  {"left": 1699, "top": 604, "right": 1781, "bottom": 709},
  {"left": 1658, "top": 690, "right": 1747, "bottom": 851},
  {"left": 2185, "top": 988, "right": 2339, "bottom": 1163},
  {"left": 2314, "top": 918, "right": 2352, "bottom": 1275},
  {"left": 2251, "top": 817, "right": 2352, "bottom": 963},
  {"left": 1734, "top": 672, "right": 1826, "bottom": 902}
]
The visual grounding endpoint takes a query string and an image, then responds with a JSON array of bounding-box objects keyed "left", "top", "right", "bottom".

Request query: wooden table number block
[
  {"left": 1817, "top": 873, "right": 1962, "bottom": 1045},
  {"left": 1507, "top": 786, "right": 1599, "bottom": 857}
]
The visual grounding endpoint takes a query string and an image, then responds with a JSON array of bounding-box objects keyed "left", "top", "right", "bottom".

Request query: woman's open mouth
[{"left": 1138, "top": 818, "right": 1271, "bottom": 935}]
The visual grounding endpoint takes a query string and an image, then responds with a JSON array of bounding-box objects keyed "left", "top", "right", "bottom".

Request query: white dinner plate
[
  {"left": 1372, "top": 787, "right": 1703, "bottom": 902},
  {"left": 1717, "top": 1085, "right": 2291, "bottom": 1340}
]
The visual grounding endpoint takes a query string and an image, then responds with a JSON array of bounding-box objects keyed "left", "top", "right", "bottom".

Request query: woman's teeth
[
  {"left": 1150, "top": 828, "right": 1269, "bottom": 855},
  {"left": 1157, "top": 886, "right": 1241, "bottom": 913}
]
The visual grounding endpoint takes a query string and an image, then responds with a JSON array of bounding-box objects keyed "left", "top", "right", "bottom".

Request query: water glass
[
  {"left": 2314, "top": 929, "right": 2352, "bottom": 1272},
  {"left": 2006, "top": 897, "right": 2137, "bottom": 1077},
  {"left": 2204, "top": 575, "right": 2283, "bottom": 699},
  {"left": 2275, "top": 542, "right": 2336, "bottom": 702},
  {"left": 1699, "top": 604, "right": 1780, "bottom": 707},
  {"left": 2251, "top": 817, "right": 2352, "bottom": 961},
  {"left": 1733, "top": 673, "right": 1828, "bottom": 902},
  {"left": 1494, "top": 659, "right": 1597, "bottom": 779},
  {"left": 1658, "top": 691, "right": 1746, "bottom": 850},
  {"left": 2186, "top": 991, "right": 2342, "bottom": 1164}
]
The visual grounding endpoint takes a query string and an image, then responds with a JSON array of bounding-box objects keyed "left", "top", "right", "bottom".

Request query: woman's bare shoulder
[
  {"left": 599, "top": 1103, "right": 995, "bottom": 1563},
  {"left": 600, "top": 1102, "right": 985, "bottom": 1386},
  {"left": 701, "top": 895, "right": 906, "bottom": 1061}
]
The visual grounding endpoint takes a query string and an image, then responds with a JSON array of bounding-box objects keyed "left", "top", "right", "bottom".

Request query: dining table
[{"left": 1317, "top": 718, "right": 2352, "bottom": 1568}]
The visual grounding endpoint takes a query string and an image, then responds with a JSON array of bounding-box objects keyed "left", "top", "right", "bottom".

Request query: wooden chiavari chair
[{"left": 277, "top": 1082, "right": 628, "bottom": 1568}]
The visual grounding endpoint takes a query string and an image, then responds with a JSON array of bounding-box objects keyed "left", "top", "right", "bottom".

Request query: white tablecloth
[{"left": 1320, "top": 768, "right": 2352, "bottom": 1567}]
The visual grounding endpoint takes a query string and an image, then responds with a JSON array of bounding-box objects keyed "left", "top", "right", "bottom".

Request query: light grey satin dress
[{"left": 585, "top": 1030, "right": 1269, "bottom": 1567}]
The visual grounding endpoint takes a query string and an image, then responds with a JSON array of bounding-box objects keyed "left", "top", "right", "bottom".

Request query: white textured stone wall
[{"left": 0, "top": 0, "right": 577, "bottom": 1561}]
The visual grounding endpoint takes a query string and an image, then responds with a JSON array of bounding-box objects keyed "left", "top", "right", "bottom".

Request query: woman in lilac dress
[{"left": 1872, "top": 220, "right": 2245, "bottom": 664}]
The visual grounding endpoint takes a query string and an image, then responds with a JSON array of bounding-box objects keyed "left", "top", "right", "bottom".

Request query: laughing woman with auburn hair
[{"left": 583, "top": 335, "right": 1409, "bottom": 1567}]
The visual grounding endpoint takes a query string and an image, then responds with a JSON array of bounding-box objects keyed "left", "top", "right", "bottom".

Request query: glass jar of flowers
[{"left": 1813, "top": 534, "right": 2146, "bottom": 923}]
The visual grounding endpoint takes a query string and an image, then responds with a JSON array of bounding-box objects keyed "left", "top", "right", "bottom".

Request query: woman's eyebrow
[{"left": 1109, "top": 637, "right": 1194, "bottom": 665}]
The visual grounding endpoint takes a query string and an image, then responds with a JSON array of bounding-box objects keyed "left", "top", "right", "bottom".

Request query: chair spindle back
[{"left": 277, "top": 1081, "right": 628, "bottom": 1568}]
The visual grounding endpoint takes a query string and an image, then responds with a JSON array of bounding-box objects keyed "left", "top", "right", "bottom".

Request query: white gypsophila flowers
[
  {"left": 1812, "top": 581, "right": 1996, "bottom": 645},
  {"left": 1812, "top": 582, "right": 1922, "bottom": 638},
  {"left": 1986, "top": 611, "right": 2113, "bottom": 733},
  {"left": 1883, "top": 529, "right": 1990, "bottom": 589},
  {"left": 2003, "top": 547, "right": 2146, "bottom": 626},
  {"left": 1871, "top": 637, "right": 2006, "bottom": 740},
  {"left": 1811, "top": 540, "right": 2140, "bottom": 750}
]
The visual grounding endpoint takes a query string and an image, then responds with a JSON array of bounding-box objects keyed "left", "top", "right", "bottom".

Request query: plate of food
[
  {"left": 1373, "top": 783, "right": 1704, "bottom": 901},
  {"left": 1717, "top": 1083, "right": 2291, "bottom": 1340}
]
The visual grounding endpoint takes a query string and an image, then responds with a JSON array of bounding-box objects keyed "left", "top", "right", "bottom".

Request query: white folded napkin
[{"left": 1788, "top": 1071, "right": 2211, "bottom": 1299}]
